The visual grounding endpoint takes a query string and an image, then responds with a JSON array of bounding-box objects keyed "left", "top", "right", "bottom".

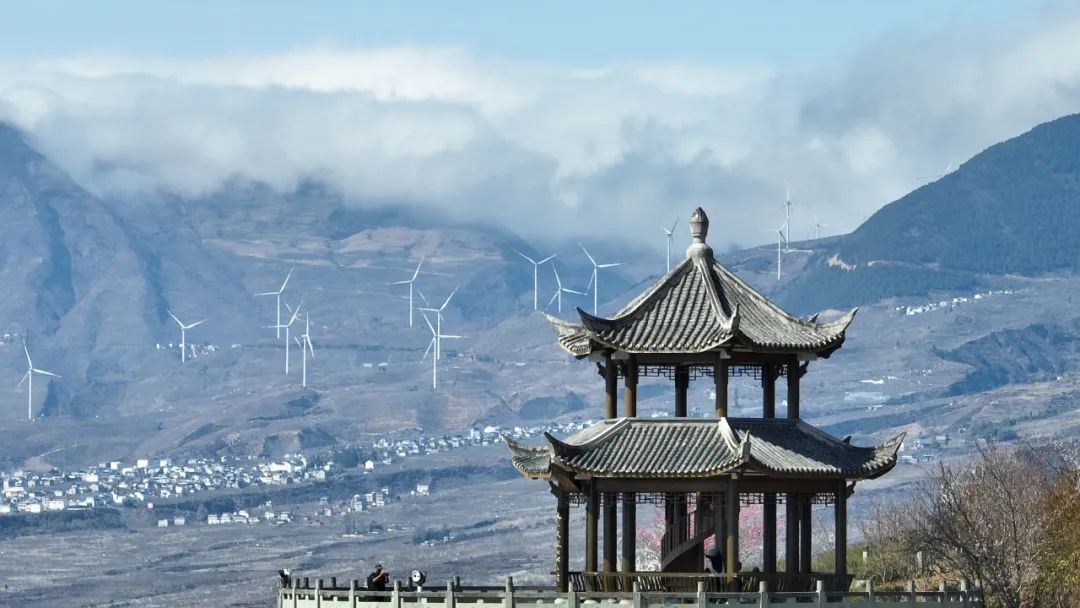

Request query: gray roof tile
[{"left": 506, "top": 417, "right": 903, "bottom": 480}]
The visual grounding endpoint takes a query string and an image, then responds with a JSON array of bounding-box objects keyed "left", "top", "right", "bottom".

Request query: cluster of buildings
[
  {"left": 897, "top": 288, "right": 1017, "bottom": 317},
  {"left": 0, "top": 453, "right": 322, "bottom": 517},
  {"left": 0, "top": 419, "right": 591, "bottom": 522}
]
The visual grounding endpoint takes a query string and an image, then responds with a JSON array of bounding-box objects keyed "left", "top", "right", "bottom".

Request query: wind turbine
[
  {"left": 392, "top": 258, "right": 424, "bottom": 327},
  {"left": 256, "top": 270, "right": 293, "bottom": 339},
  {"left": 418, "top": 287, "right": 458, "bottom": 360},
  {"left": 579, "top": 244, "right": 622, "bottom": 315},
  {"left": 420, "top": 310, "right": 462, "bottom": 390},
  {"left": 514, "top": 250, "right": 557, "bottom": 311},
  {"left": 269, "top": 300, "right": 303, "bottom": 374},
  {"left": 813, "top": 219, "right": 830, "bottom": 240},
  {"left": 293, "top": 312, "right": 316, "bottom": 388},
  {"left": 780, "top": 186, "right": 795, "bottom": 253},
  {"left": 168, "top": 310, "right": 205, "bottom": 364},
  {"left": 546, "top": 264, "right": 586, "bottom": 314},
  {"left": 18, "top": 343, "right": 59, "bottom": 422},
  {"left": 662, "top": 218, "right": 679, "bottom": 272}
]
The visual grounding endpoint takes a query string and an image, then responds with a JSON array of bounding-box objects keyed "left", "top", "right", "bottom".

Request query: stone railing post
[
  {"left": 815, "top": 580, "right": 825, "bottom": 608},
  {"left": 315, "top": 579, "right": 323, "bottom": 608},
  {"left": 393, "top": 579, "right": 402, "bottom": 608},
  {"left": 866, "top": 579, "right": 874, "bottom": 607},
  {"left": 632, "top": 581, "right": 643, "bottom": 608},
  {"left": 697, "top": 581, "right": 707, "bottom": 608},
  {"left": 758, "top": 580, "right": 769, "bottom": 608},
  {"left": 349, "top": 579, "right": 357, "bottom": 607},
  {"left": 961, "top": 580, "right": 970, "bottom": 608},
  {"left": 446, "top": 580, "right": 456, "bottom": 608},
  {"left": 568, "top": 589, "right": 579, "bottom": 608},
  {"left": 939, "top": 581, "right": 947, "bottom": 603},
  {"left": 907, "top": 580, "right": 916, "bottom": 607},
  {"left": 504, "top": 576, "right": 515, "bottom": 608},
  {"left": 292, "top": 578, "right": 299, "bottom": 608}
]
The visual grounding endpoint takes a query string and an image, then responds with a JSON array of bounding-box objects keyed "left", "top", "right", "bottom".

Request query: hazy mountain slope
[{"left": 779, "top": 113, "right": 1080, "bottom": 313}]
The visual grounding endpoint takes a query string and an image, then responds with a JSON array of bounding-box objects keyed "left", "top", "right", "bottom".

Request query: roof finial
[{"left": 686, "top": 207, "right": 713, "bottom": 259}]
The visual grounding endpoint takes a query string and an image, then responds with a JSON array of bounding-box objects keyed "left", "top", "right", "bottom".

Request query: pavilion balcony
[{"left": 277, "top": 576, "right": 984, "bottom": 607}]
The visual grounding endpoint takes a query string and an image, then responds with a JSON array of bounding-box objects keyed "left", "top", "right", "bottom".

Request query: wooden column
[
  {"left": 787, "top": 360, "right": 801, "bottom": 419},
  {"left": 762, "top": 364, "right": 776, "bottom": 418},
  {"left": 785, "top": 494, "right": 799, "bottom": 573},
  {"left": 621, "top": 494, "right": 636, "bottom": 572},
  {"left": 763, "top": 493, "right": 777, "bottom": 574},
  {"left": 674, "top": 365, "right": 689, "bottom": 417},
  {"left": 725, "top": 476, "right": 740, "bottom": 577},
  {"left": 714, "top": 359, "right": 729, "bottom": 417},
  {"left": 556, "top": 491, "right": 570, "bottom": 591},
  {"left": 622, "top": 357, "right": 637, "bottom": 573},
  {"left": 835, "top": 481, "right": 848, "bottom": 576},
  {"left": 603, "top": 495, "right": 617, "bottom": 573},
  {"left": 604, "top": 354, "right": 617, "bottom": 420},
  {"left": 586, "top": 486, "right": 599, "bottom": 573},
  {"left": 799, "top": 494, "right": 812, "bottom": 574}
]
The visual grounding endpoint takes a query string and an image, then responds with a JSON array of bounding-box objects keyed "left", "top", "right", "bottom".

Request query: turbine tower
[
  {"left": 775, "top": 224, "right": 785, "bottom": 280},
  {"left": 814, "top": 218, "right": 830, "bottom": 240},
  {"left": 579, "top": 243, "right": 622, "bottom": 315},
  {"left": 420, "top": 310, "right": 462, "bottom": 390},
  {"left": 513, "top": 250, "right": 557, "bottom": 311},
  {"left": 293, "top": 312, "right": 316, "bottom": 388},
  {"left": 269, "top": 300, "right": 303, "bottom": 374},
  {"left": 418, "top": 287, "right": 458, "bottom": 360},
  {"left": 392, "top": 258, "right": 425, "bottom": 327},
  {"left": 546, "top": 264, "right": 585, "bottom": 314},
  {"left": 18, "top": 343, "right": 59, "bottom": 422},
  {"left": 256, "top": 269, "right": 293, "bottom": 339},
  {"left": 168, "top": 310, "right": 205, "bottom": 364},
  {"left": 662, "top": 218, "right": 679, "bottom": 272}
]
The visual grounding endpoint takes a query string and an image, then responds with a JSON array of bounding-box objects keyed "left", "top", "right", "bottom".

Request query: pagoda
[{"left": 506, "top": 207, "right": 903, "bottom": 592}]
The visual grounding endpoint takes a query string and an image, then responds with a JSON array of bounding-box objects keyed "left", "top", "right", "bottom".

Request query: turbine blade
[
  {"left": 294, "top": 336, "right": 303, "bottom": 348},
  {"left": 280, "top": 269, "right": 293, "bottom": 292},
  {"left": 167, "top": 309, "right": 182, "bottom": 326},
  {"left": 439, "top": 334, "right": 463, "bottom": 339},
  {"left": 440, "top": 286, "right": 459, "bottom": 310},
  {"left": 420, "top": 310, "right": 437, "bottom": 335},
  {"left": 564, "top": 288, "right": 585, "bottom": 295},
  {"left": 255, "top": 291, "right": 278, "bottom": 296},
  {"left": 422, "top": 338, "right": 434, "bottom": 361},
  {"left": 537, "top": 253, "right": 557, "bottom": 265},
  {"left": 411, "top": 257, "right": 425, "bottom": 281},
  {"left": 670, "top": 218, "right": 678, "bottom": 232},
  {"left": 34, "top": 369, "right": 60, "bottom": 378},
  {"left": 391, "top": 280, "right": 411, "bottom": 285},
  {"left": 23, "top": 343, "right": 31, "bottom": 367},
  {"left": 546, "top": 290, "right": 560, "bottom": 308},
  {"left": 187, "top": 320, "right": 206, "bottom": 329},
  {"left": 513, "top": 249, "right": 536, "bottom": 265},
  {"left": 17, "top": 370, "right": 29, "bottom": 388},
  {"left": 306, "top": 337, "right": 315, "bottom": 358},
  {"left": 598, "top": 263, "right": 622, "bottom": 268},
  {"left": 578, "top": 243, "right": 597, "bottom": 266},
  {"left": 288, "top": 301, "right": 304, "bottom": 325}
]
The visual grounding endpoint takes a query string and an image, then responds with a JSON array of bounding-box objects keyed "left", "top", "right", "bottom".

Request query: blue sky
[
  {"left": 0, "top": 1, "right": 1075, "bottom": 244},
  {"left": 0, "top": 1, "right": 1029, "bottom": 64}
]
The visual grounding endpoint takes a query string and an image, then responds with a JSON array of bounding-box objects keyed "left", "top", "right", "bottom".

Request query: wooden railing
[{"left": 660, "top": 505, "right": 715, "bottom": 569}]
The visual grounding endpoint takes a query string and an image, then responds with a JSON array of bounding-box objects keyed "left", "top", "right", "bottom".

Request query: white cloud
[{"left": 2, "top": 6, "right": 1080, "bottom": 247}]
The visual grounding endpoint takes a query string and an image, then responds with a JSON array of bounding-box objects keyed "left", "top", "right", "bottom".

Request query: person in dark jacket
[{"left": 367, "top": 564, "right": 389, "bottom": 591}]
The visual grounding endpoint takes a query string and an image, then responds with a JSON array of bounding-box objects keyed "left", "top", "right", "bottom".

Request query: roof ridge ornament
[{"left": 686, "top": 207, "right": 714, "bottom": 260}]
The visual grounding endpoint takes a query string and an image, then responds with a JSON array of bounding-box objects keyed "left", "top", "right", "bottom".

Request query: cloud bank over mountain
[{"left": 2, "top": 5, "right": 1080, "bottom": 246}]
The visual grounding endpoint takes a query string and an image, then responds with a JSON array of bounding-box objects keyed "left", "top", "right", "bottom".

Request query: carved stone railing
[{"left": 278, "top": 576, "right": 983, "bottom": 608}]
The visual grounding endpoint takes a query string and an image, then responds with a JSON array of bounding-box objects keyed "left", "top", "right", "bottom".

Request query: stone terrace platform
[{"left": 278, "top": 577, "right": 983, "bottom": 607}]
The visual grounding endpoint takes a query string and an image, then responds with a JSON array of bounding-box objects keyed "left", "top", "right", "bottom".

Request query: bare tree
[{"left": 908, "top": 443, "right": 1052, "bottom": 608}]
